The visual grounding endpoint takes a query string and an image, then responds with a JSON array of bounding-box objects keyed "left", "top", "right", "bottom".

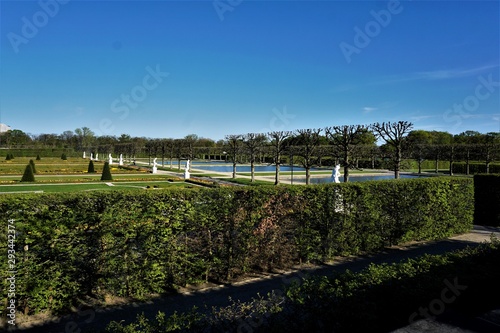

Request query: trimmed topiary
[
  {"left": 36, "top": 154, "right": 41, "bottom": 161},
  {"left": 61, "top": 153, "right": 67, "bottom": 160},
  {"left": 87, "top": 160, "right": 95, "bottom": 173},
  {"left": 29, "top": 159, "right": 37, "bottom": 174},
  {"left": 5, "top": 154, "right": 10, "bottom": 161},
  {"left": 21, "top": 164, "right": 35, "bottom": 182},
  {"left": 101, "top": 161, "right": 113, "bottom": 181}
]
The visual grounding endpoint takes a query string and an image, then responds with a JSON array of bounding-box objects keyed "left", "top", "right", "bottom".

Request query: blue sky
[{"left": 1, "top": 0, "right": 499, "bottom": 141}]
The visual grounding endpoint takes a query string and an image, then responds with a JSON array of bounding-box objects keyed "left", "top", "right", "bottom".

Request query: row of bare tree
[{"left": 2, "top": 123, "right": 499, "bottom": 184}]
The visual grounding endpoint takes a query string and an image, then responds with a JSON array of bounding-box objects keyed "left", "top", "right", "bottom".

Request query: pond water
[
  {"left": 189, "top": 164, "right": 322, "bottom": 173},
  {"left": 307, "top": 174, "right": 428, "bottom": 184}
]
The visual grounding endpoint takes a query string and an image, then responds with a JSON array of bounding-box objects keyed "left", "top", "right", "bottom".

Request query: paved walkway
[{"left": 13, "top": 226, "right": 500, "bottom": 333}]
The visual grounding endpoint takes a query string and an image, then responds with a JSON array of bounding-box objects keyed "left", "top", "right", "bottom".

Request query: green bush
[
  {"left": 61, "top": 153, "right": 67, "bottom": 160},
  {"left": 101, "top": 161, "right": 113, "bottom": 181},
  {"left": 29, "top": 159, "right": 37, "bottom": 174},
  {"left": 20, "top": 164, "right": 35, "bottom": 182},
  {"left": 474, "top": 174, "right": 500, "bottom": 226},
  {"left": 0, "top": 177, "right": 474, "bottom": 316},
  {"left": 453, "top": 162, "right": 500, "bottom": 174},
  {"left": 36, "top": 154, "right": 41, "bottom": 160},
  {"left": 88, "top": 160, "right": 95, "bottom": 173}
]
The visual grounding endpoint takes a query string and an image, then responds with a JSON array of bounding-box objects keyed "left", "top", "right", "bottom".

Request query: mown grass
[{"left": 0, "top": 180, "right": 189, "bottom": 193}]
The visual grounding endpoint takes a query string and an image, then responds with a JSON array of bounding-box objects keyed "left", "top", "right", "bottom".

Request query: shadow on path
[{"left": 15, "top": 227, "right": 499, "bottom": 333}]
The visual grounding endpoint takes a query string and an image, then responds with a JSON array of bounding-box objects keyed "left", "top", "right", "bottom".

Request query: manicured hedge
[
  {"left": 453, "top": 162, "right": 500, "bottom": 174},
  {"left": 0, "top": 177, "right": 473, "bottom": 316},
  {"left": 474, "top": 174, "right": 500, "bottom": 226}
]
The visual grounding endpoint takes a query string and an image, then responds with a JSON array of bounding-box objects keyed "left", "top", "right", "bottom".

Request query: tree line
[{"left": 1, "top": 122, "right": 499, "bottom": 184}]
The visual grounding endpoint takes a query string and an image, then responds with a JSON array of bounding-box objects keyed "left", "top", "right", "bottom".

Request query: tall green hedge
[
  {"left": 0, "top": 177, "right": 473, "bottom": 316},
  {"left": 474, "top": 174, "right": 500, "bottom": 226},
  {"left": 453, "top": 162, "right": 500, "bottom": 174}
]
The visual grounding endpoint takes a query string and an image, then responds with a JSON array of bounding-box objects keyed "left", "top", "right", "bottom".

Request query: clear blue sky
[{"left": 1, "top": 0, "right": 499, "bottom": 141}]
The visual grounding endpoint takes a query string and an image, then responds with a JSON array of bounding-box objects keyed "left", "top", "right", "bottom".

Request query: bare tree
[
  {"left": 184, "top": 134, "right": 199, "bottom": 161},
  {"left": 293, "top": 128, "right": 323, "bottom": 185},
  {"left": 325, "top": 125, "right": 369, "bottom": 182},
  {"left": 225, "top": 134, "right": 243, "bottom": 179},
  {"left": 243, "top": 133, "right": 267, "bottom": 183},
  {"left": 267, "top": 131, "right": 292, "bottom": 185},
  {"left": 371, "top": 121, "right": 413, "bottom": 179}
]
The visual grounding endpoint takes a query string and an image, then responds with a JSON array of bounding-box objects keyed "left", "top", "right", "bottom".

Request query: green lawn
[
  {"left": 0, "top": 180, "right": 189, "bottom": 193},
  {"left": 0, "top": 173, "right": 180, "bottom": 184}
]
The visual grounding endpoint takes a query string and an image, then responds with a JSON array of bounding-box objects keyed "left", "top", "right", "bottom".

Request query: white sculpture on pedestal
[
  {"left": 152, "top": 158, "right": 158, "bottom": 174},
  {"left": 119, "top": 154, "right": 123, "bottom": 166},
  {"left": 83, "top": 151, "right": 86, "bottom": 159},
  {"left": 95, "top": 153, "right": 98, "bottom": 161},
  {"left": 108, "top": 153, "right": 113, "bottom": 165},
  {"left": 184, "top": 159, "right": 190, "bottom": 179},
  {"left": 90, "top": 153, "right": 93, "bottom": 161},
  {"left": 332, "top": 164, "right": 341, "bottom": 183}
]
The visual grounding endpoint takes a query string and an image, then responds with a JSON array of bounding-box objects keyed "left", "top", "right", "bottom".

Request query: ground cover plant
[{"left": 102, "top": 239, "right": 500, "bottom": 333}]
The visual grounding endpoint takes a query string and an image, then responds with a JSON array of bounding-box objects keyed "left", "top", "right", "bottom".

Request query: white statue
[
  {"left": 119, "top": 154, "right": 123, "bottom": 166},
  {"left": 184, "top": 159, "right": 190, "bottom": 180},
  {"left": 108, "top": 153, "right": 113, "bottom": 165},
  {"left": 83, "top": 151, "right": 86, "bottom": 159},
  {"left": 95, "top": 153, "right": 98, "bottom": 161},
  {"left": 332, "top": 164, "right": 341, "bottom": 183},
  {"left": 152, "top": 157, "right": 158, "bottom": 174},
  {"left": 90, "top": 153, "right": 93, "bottom": 161}
]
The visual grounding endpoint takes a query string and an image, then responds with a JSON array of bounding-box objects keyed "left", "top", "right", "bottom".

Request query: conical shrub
[
  {"left": 88, "top": 160, "right": 95, "bottom": 173},
  {"left": 101, "top": 161, "right": 113, "bottom": 181},
  {"left": 36, "top": 154, "right": 41, "bottom": 161},
  {"left": 29, "top": 159, "right": 37, "bottom": 174},
  {"left": 61, "top": 153, "right": 67, "bottom": 160},
  {"left": 21, "top": 164, "right": 35, "bottom": 182}
]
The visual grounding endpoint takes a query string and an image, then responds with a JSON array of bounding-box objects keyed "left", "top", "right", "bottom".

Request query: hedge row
[
  {"left": 0, "top": 177, "right": 473, "bottom": 316},
  {"left": 103, "top": 240, "right": 500, "bottom": 333},
  {"left": 474, "top": 174, "right": 500, "bottom": 226},
  {"left": 452, "top": 162, "right": 500, "bottom": 174},
  {"left": 1, "top": 148, "right": 78, "bottom": 158}
]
